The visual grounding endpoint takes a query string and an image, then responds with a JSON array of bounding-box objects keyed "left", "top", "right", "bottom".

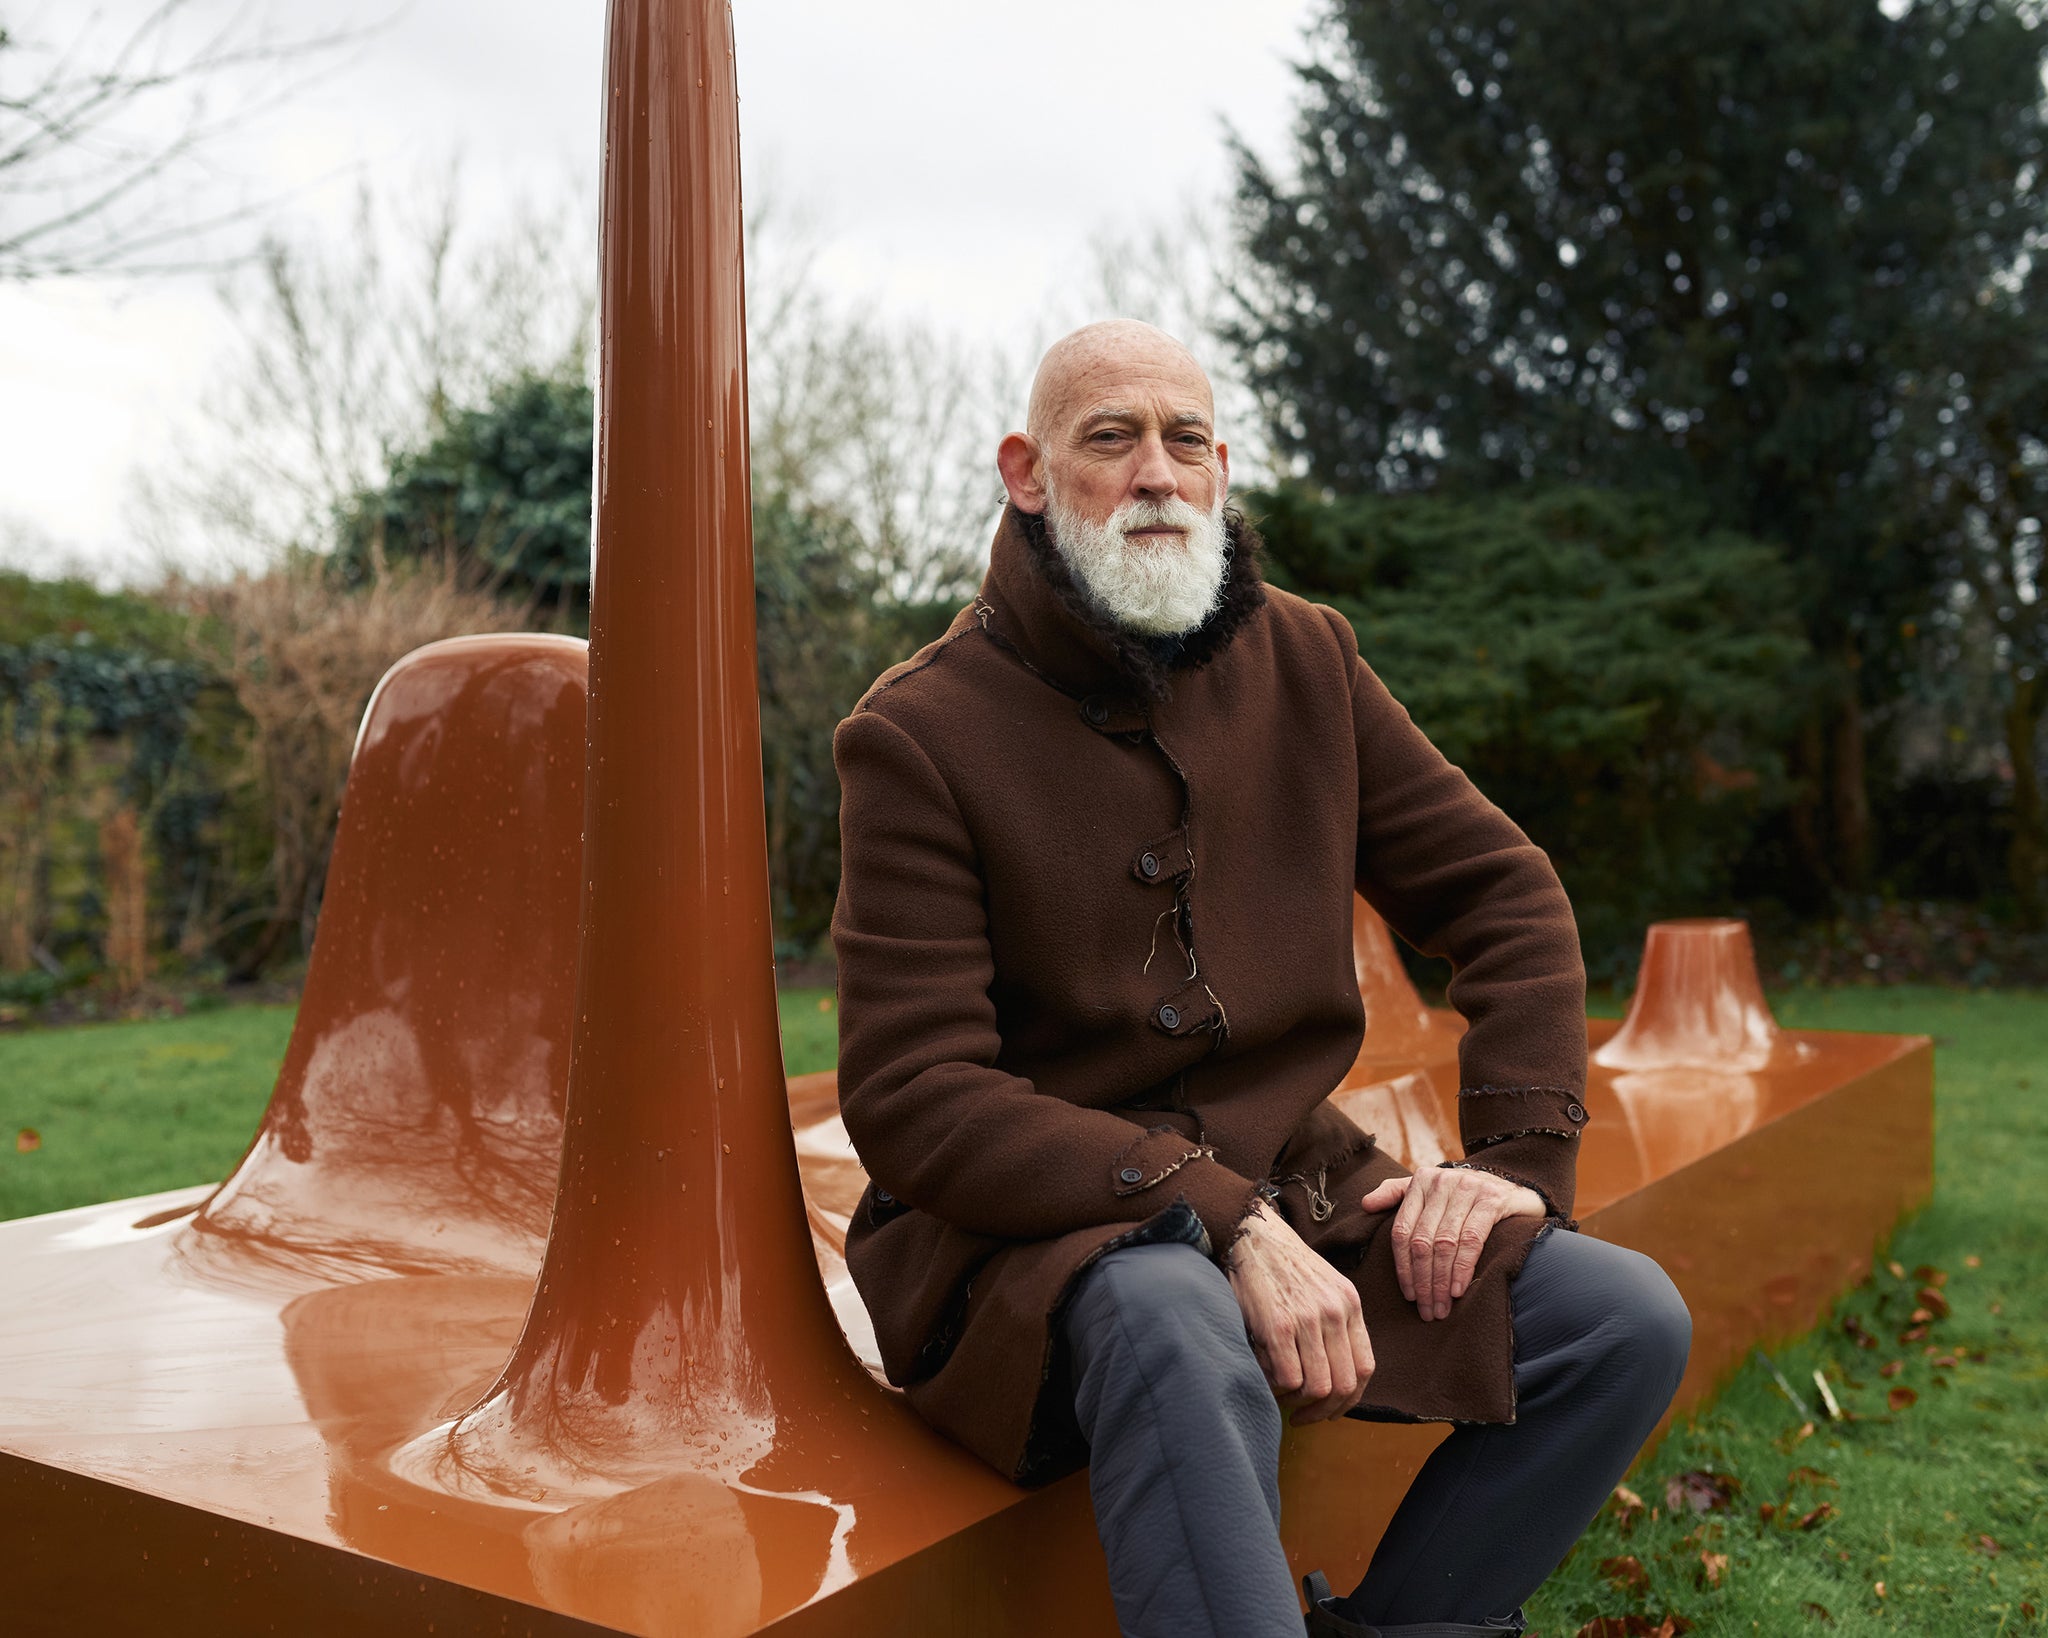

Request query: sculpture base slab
[{"left": 0, "top": 1022, "right": 1932, "bottom": 1637}]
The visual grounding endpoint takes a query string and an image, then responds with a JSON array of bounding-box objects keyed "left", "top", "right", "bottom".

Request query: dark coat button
[
  {"left": 1082, "top": 695, "right": 1109, "bottom": 725},
  {"left": 1119, "top": 1167, "right": 1144, "bottom": 1184},
  {"left": 1158, "top": 1003, "right": 1180, "bottom": 1029},
  {"left": 1566, "top": 1102, "right": 1587, "bottom": 1123},
  {"left": 1140, "top": 851, "right": 1160, "bottom": 878},
  {"left": 875, "top": 1187, "right": 894, "bottom": 1204}
]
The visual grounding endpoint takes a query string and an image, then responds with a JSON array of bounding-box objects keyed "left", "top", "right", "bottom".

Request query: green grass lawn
[
  {"left": 0, "top": 987, "right": 842, "bottom": 1220},
  {"left": 1525, "top": 987, "right": 2046, "bottom": 1638},
  {"left": 0, "top": 984, "right": 2040, "bottom": 1634}
]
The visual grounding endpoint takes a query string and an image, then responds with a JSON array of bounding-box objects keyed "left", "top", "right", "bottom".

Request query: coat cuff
[
  {"left": 1110, "top": 1125, "right": 1263, "bottom": 1260},
  {"left": 1458, "top": 1083, "right": 1589, "bottom": 1148}
]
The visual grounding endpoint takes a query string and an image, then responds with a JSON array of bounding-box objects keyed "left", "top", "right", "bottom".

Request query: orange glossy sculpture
[{"left": 0, "top": 2, "right": 1932, "bottom": 1632}]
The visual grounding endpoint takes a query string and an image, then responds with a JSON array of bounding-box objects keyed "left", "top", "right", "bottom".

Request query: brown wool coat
[{"left": 829, "top": 501, "right": 1590, "bottom": 1486}]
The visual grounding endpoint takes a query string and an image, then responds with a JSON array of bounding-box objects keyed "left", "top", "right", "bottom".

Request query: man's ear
[
  {"left": 997, "top": 432, "right": 1048, "bottom": 514},
  {"left": 1217, "top": 439, "right": 1230, "bottom": 496}
]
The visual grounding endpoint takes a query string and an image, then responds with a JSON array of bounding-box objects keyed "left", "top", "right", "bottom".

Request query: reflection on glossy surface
[
  {"left": 1346, "top": 898, "right": 1465, "bottom": 1081},
  {"left": 0, "top": 2, "right": 1934, "bottom": 1630},
  {"left": 180, "top": 635, "right": 587, "bottom": 1295},
  {"left": 1330, "top": 1070, "right": 1458, "bottom": 1169},
  {"left": 1604, "top": 1068, "right": 1763, "bottom": 1180}
]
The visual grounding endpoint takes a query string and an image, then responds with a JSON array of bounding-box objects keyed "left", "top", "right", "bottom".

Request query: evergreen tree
[
  {"left": 1248, "top": 484, "right": 1808, "bottom": 968},
  {"left": 1234, "top": 0, "right": 2048, "bottom": 888},
  {"left": 1903, "top": 278, "right": 2048, "bottom": 921},
  {"left": 332, "top": 371, "right": 597, "bottom": 621}
]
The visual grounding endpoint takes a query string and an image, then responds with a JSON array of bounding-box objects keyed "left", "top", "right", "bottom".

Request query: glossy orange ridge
[{"left": 0, "top": 2, "right": 1931, "bottom": 1632}]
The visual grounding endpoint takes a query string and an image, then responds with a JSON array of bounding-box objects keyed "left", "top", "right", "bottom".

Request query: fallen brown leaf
[
  {"left": 1785, "top": 1466, "right": 1837, "bottom": 1490},
  {"left": 1912, "top": 1264, "right": 1946, "bottom": 1287},
  {"left": 1888, "top": 1386, "right": 1918, "bottom": 1410},
  {"left": 1910, "top": 1307, "right": 1933, "bottom": 1325},
  {"left": 1666, "top": 1470, "right": 1739, "bottom": 1514},
  {"left": 1933, "top": 1354, "right": 1957, "bottom": 1369},
  {"left": 1841, "top": 1314, "right": 1878, "bottom": 1350},
  {"left": 1758, "top": 1503, "right": 1779, "bottom": 1523},
  {"left": 1887, "top": 1260, "right": 1906, "bottom": 1279},
  {"left": 1900, "top": 1324, "right": 1928, "bottom": 1343},
  {"left": 1697, "top": 1551, "right": 1729, "bottom": 1589},
  {"left": 1610, "top": 1483, "right": 1646, "bottom": 1531},
  {"left": 1917, "top": 1285, "right": 1952, "bottom": 1319},
  {"left": 1601, "top": 1555, "right": 1651, "bottom": 1593},
  {"left": 1874, "top": 1581, "right": 1886, "bottom": 1599},
  {"left": 1801, "top": 1602, "right": 1833, "bottom": 1624},
  {"left": 1879, "top": 1360, "right": 1903, "bottom": 1378},
  {"left": 15, "top": 1128, "right": 39, "bottom": 1153},
  {"left": 1964, "top": 1254, "right": 1982, "bottom": 1269},
  {"left": 1974, "top": 1533, "right": 2003, "bottom": 1557},
  {"left": 1794, "top": 1502, "right": 1838, "bottom": 1531}
]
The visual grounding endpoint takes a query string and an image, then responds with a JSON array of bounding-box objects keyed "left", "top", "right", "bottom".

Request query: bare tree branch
[{"left": 0, "top": 1, "right": 392, "bottom": 280}]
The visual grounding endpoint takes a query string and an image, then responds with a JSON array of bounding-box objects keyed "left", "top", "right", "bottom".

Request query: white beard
[{"left": 1041, "top": 483, "right": 1231, "bottom": 637}]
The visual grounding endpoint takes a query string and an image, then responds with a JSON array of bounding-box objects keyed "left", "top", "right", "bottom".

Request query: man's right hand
[{"left": 1225, "top": 1198, "right": 1375, "bottom": 1424}]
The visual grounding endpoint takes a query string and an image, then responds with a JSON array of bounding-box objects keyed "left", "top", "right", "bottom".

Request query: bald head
[
  {"left": 997, "top": 318, "right": 1229, "bottom": 529},
  {"left": 1024, "top": 319, "right": 1215, "bottom": 448}
]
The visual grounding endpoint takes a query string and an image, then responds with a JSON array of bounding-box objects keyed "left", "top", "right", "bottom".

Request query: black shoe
[{"left": 1302, "top": 1571, "right": 1381, "bottom": 1637}]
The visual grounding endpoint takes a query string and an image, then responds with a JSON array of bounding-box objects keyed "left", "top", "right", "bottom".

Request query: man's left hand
[{"left": 1360, "top": 1167, "right": 1546, "bottom": 1322}]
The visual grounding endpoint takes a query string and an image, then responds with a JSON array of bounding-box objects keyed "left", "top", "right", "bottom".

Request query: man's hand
[
  {"left": 1225, "top": 1199, "right": 1374, "bottom": 1424},
  {"left": 1361, "top": 1167, "right": 1546, "bottom": 1322}
]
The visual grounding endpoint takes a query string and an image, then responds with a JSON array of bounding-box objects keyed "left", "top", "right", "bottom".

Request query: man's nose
[{"left": 1128, "top": 432, "right": 1180, "bottom": 501}]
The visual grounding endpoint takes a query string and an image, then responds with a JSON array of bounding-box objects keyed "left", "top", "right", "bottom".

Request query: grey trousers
[{"left": 1057, "top": 1224, "right": 1692, "bottom": 1638}]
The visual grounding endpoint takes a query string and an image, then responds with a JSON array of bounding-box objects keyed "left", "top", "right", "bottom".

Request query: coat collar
[{"left": 974, "top": 500, "right": 1270, "bottom": 709}]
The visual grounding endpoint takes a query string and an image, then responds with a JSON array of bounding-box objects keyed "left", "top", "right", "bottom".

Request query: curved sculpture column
[{"left": 389, "top": 0, "right": 1004, "bottom": 1542}]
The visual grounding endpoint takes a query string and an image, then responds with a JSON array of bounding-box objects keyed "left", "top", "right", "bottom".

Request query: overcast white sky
[{"left": 0, "top": 0, "right": 1321, "bottom": 584}]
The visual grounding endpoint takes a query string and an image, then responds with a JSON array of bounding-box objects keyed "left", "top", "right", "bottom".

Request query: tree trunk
[
  {"left": 1790, "top": 712, "right": 1831, "bottom": 892},
  {"left": 2007, "top": 670, "right": 2048, "bottom": 930},
  {"left": 1830, "top": 643, "right": 1872, "bottom": 892}
]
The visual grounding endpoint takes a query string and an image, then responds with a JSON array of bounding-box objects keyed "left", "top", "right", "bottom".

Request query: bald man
[{"left": 829, "top": 321, "right": 1690, "bottom": 1638}]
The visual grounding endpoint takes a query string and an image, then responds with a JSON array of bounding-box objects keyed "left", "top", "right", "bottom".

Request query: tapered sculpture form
[
  {"left": 1593, "top": 917, "right": 1807, "bottom": 1073},
  {"left": 390, "top": 0, "right": 996, "bottom": 1530}
]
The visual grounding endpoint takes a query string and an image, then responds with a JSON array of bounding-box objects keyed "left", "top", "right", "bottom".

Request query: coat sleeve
[
  {"left": 829, "top": 703, "right": 1267, "bottom": 1251},
  {"left": 1319, "top": 605, "right": 1590, "bottom": 1222}
]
